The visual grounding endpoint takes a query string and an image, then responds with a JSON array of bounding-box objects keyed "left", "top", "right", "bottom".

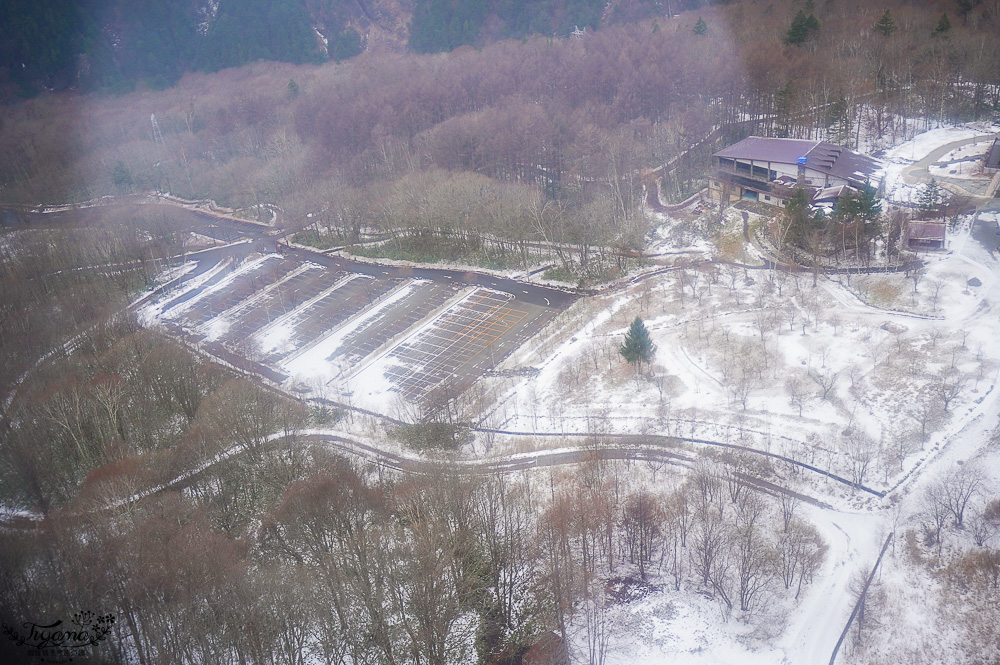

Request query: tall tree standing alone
[
  {"left": 873, "top": 10, "right": 897, "bottom": 37},
  {"left": 620, "top": 317, "right": 656, "bottom": 373},
  {"left": 932, "top": 13, "right": 951, "bottom": 37},
  {"left": 918, "top": 178, "right": 942, "bottom": 217}
]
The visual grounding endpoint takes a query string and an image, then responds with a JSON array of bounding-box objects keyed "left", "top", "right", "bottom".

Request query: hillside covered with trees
[
  {"left": 3, "top": 0, "right": 997, "bottom": 282},
  {"left": 3, "top": 0, "right": 688, "bottom": 98},
  {"left": 2, "top": 0, "right": 1000, "bottom": 663}
]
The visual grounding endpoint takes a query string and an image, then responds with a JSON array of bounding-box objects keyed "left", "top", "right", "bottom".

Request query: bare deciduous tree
[{"left": 809, "top": 367, "right": 839, "bottom": 401}]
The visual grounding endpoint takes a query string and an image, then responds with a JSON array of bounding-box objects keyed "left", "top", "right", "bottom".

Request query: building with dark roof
[
  {"left": 905, "top": 220, "right": 947, "bottom": 250},
  {"left": 709, "top": 137, "right": 882, "bottom": 208},
  {"left": 985, "top": 138, "right": 1000, "bottom": 171}
]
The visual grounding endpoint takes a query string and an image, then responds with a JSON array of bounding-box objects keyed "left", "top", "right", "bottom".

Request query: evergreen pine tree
[
  {"left": 804, "top": 13, "right": 820, "bottom": 36},
  {"left": 873, "top": 10, "right": 897, "bottom": 37},
  {"left": 112, "top": 161, "right": 133, "bottom": 194},
  {"left": 786, "top": 188, "right": 821, "bottom": 248},
  {"left": 918, "top": 179, "right": 941, "bottom": 214},
  {"left": 932, "top": 13, "right": 951, "bottom": 36},
  {"left": 784, "top": 11, "right": 819, "bottom": 46},
  {"left": 620, "top": 317, "right": 656, "bottom": 371},
  {"left": 693, "top": 17, "right": 707, "bottom": 35},
  {"left": 826, "top": 95, "right": 853, "bottom": 146},
  {"left": 855, "top": 180, "right": 883, "bottom": 224},
  {"left": 784, "top": 10, "right": 810, "bottom": 45},
  {"left": 956, "top": 0, "right": 975, "bottom": 16},
  {"left": 775, "top": 80, "right": 796, "bottom": 138}
]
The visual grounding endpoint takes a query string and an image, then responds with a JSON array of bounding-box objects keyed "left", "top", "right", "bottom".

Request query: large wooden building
[{"left": 709, "top": 137, "right": 882, "bottom": 208}]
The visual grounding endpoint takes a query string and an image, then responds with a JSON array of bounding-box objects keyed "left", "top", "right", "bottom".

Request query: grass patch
[
  {"left": 866, "top": 277, "right": 905, "bottom": 308},
  {"left": 348, "top": 232, "right": 540, "bottom": 271},
  {"left": 232, "top": 206, "right": 271, "bottom": 223},
  {"left": 309, "top": 402, "right": 344, "bottom": 426},
  {"left": 846, "top": 274, "right": 909, "bottom": 310},
  {"left": 390, "top": 422, "right": 472, "bottom": 451},
  {"left": 293, "top": 229, "right": 339, "bottom": 250},
  {"left": 542, "top": 265, "right": 577, "bottom": 283},
  {"left": 543, "top": 259, "right": 638, "bottom": 287},
  {"left": 713, "top": 228, "right": 749, "bottom": 262}
]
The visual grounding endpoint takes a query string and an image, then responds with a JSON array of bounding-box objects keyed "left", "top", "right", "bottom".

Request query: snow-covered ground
[
  {"left": 488, "top": 124, "right": 1000, "bottom": 665},
  {"left": 125, "top": 123, "right": 1000, "bottom": 665},
  {"left": 878, "top": 125, "right": 999, "bottom": 206},
  {"left": 564, "top": 504, "right": 885, "bottom": 665}
]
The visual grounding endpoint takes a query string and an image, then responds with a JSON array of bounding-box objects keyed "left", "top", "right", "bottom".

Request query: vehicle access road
[
  {"left": 277, "top": 244, "right": 578, "bottom": 309},
  {"left": 5, "top": 201, "right": 578, "bottom": 310},
  {"left": 168, "top": 206, "right": 581, "bottom": 310}
]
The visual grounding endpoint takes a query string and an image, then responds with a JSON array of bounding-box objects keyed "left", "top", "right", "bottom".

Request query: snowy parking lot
[{"left": 141, "top": 252, "right": 562, "bottom": 417}]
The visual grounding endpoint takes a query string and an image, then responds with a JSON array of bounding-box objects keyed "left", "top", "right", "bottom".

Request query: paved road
[
  {"left": 972, "top": 203, "right": 1000, "bottom": 254},
  {"left": 281, "top": 245, "right": 579, "bottom": 308},
  {"left": 902, "top": 133, "right": 998, "bottom": 203},
  {"left": 3, "top": 202, "right": 579, "bottom": 309}
]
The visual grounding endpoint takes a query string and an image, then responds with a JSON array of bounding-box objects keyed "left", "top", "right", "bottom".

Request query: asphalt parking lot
[{"left": 156, "top": 251, "right": 570, "bottom": 413}]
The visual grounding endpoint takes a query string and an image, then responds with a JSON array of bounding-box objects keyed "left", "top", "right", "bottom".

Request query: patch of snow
[{"left": 282, "top": 280, "right": 425, "bottom": 387}]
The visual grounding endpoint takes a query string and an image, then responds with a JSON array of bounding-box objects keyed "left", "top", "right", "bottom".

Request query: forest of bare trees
[
  {"left": 1, "top": 422, "right": 828, "bottom": 664},
  {"left": 2, "top": 0, "right": 998, "bottom": 281}
]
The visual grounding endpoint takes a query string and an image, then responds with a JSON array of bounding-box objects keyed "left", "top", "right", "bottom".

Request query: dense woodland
[
  {"left": 0, "top": 0, "right": 349, "bottom": 95},
  {"left": 0, "top": 0, "right": 675, "bottom": 97}
]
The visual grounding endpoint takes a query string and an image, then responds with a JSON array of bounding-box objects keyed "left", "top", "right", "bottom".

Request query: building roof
[
  {"left": 906, "top": 221, "right": 946, "bottom": 242},
  {"left": 812, "top": 184, "right": 848, "bottom": 204},
  {"left": 986, "top": 138, "right": 1000, "bottom": 169},
  {"left": 714, "top": 137, "right": 881, "bottom": 187}
]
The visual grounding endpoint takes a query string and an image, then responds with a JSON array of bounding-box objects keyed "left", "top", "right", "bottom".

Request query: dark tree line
[{"left": 0, "top": 0, "right": 350, "bottom": 97}]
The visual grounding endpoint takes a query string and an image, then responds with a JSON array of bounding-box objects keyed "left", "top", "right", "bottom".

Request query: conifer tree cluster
[
  {"left": 918, "top": 179, "right": 942, "bottom": 215},
  {"left": 932, "top": 13, "right": 951, "bottom": 37},
  {"left": 784, "top": 9, "right": 820, "bottom": 46}
]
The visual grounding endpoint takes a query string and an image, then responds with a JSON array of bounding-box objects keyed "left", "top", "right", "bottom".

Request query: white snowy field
[
  {"left": 562, "top": 503, "right": 885, "bottom": 665},
  {"left": 878, "top": 124, "right": 999, "bottom": 206},
  {"left": 485, "top": 212, "right": 998, "bottom": 495},
  {"left": 481, "top": 124, "right": 1000, "bottom": 665}
]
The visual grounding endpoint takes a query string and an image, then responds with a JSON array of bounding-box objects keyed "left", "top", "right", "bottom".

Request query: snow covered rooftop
[{"left": 714, "top": 136, "right": 882, "bottom": 186}]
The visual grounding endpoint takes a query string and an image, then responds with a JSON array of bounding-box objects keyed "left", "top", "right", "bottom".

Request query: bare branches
[{"left": 808, "top": 367, "right": 839, "bottom": 401}]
